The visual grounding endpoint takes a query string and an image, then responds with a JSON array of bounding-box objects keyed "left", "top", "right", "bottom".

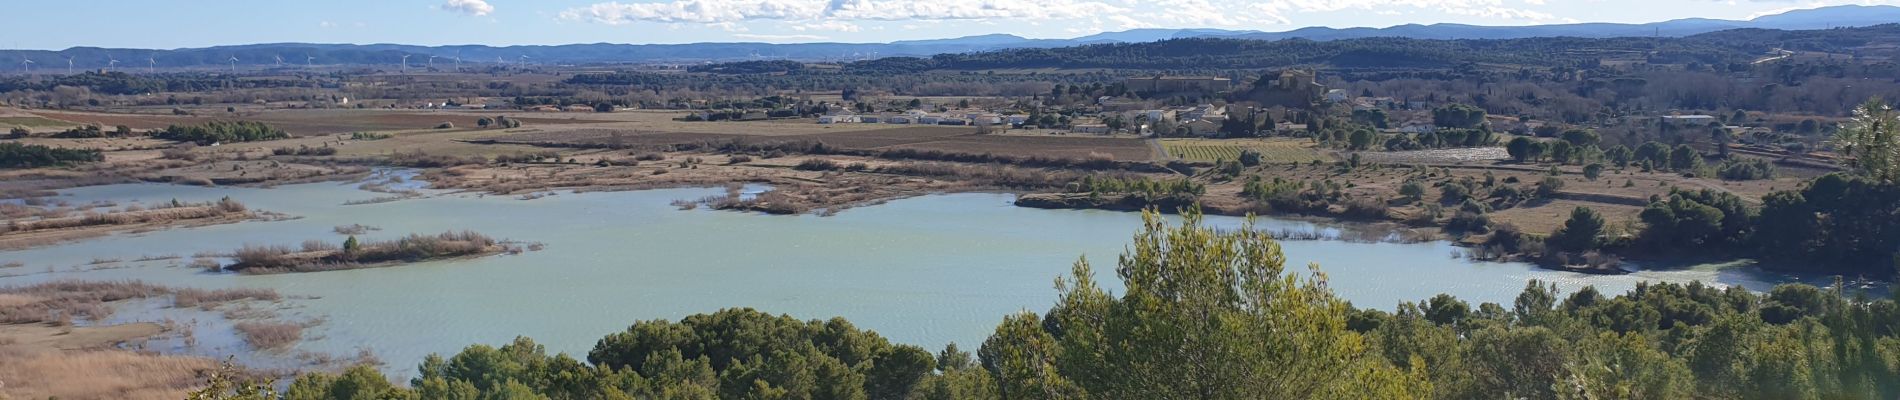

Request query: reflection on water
[{"left": 0, "top": 177, "right": 1865, "bottom": 376}]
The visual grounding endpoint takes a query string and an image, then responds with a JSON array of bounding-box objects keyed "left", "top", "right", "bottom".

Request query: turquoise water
[{"left": 0, "top": 178, "right": 1837, "bottom": 377}]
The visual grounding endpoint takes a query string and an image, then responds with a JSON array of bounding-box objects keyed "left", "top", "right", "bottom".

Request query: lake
[{"left": 0, "top": 175, "right": 1848, "bottom": 377}]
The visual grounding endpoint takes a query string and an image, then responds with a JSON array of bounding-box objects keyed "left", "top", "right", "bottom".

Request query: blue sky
[{"left": 6, "top": 0, "right": 1896, "bottom": 49}]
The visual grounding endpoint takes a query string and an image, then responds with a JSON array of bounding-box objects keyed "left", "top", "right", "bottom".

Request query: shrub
[
  {"left": 1583, "top": 163, "right": 1604, "bottom": 181},
  {"left": 1238, "top": 149, "right": 1263, "bottom": 166},
  {"left": 1536, "top": 177, "right": 1566, "bottom": 198},
  {"left": 1399, "top": 180, "right": 1426, "bottom": 199},
  {"left": 434, "top": 122, "right": 455, "bottom": 129},
  {"left": 794, "top": 158, "right": 840, "bottom": 171},
  {"left": 1445, "top": 211, "right": 1492, "bottom": 234},
  {"left": 233, "top": 321, "right": 303, "bottom": 350},
  {"left": 1716, "top": 158, "right": 1775, "bottom": 181}
]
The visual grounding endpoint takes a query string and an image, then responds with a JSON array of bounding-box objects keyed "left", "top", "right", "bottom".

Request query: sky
[{"left": 6, "top": 0, "right": 1897, "bottom": 49}]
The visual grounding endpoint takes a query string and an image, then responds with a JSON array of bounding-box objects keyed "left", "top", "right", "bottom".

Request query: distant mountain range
[{"left": 3, "top": 5, "right": 1897, "bottom": 70}]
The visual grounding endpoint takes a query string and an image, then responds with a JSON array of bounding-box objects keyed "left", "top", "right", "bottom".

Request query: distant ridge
[{"left": 1, "top": 5, "right": 1895, "bottom": 69}]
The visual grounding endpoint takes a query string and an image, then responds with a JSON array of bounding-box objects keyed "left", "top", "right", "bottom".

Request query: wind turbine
[
  {"left": 518, "top": 55, "right": 529, "bottom": 67},
  {"left": 453, "top": 50, "right": 461, "bottom": 71},
  {"left": 400, "top": 54, "right": 411, "bottom": 73},
  {"left": 273, "top": 54, "right": 284, "bottom": 67},
  {"left": 106, "top": 54, "right": 119, "bottom": 72},
  {"left": 305, "top": 54, "right": 314, "bottom": 68},
  {"left": 20, "top": 57, "right": 32, "bottom": 73},
  {"left": 427, "top": 55, "right": 437, "bottom": 70},
  {"left": 64, "top": 56, "right": 73, "bottom": 74},
  {"left": 227, "top": 56, "right": 239, "bottom": 73},
  {"left": 148, "top": 56, "right": 156, "bottom": 73}
]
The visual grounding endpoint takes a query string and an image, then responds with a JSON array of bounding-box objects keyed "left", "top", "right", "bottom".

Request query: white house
[
  {"left": 1325, "top": 89, "right": 1350, "bottom": 103},
  {"left": 818, "top": 114, "right": 860, "bottom": 124}
]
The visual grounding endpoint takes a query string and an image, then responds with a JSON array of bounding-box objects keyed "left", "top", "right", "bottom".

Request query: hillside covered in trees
[{"left": 831, "top": 24, "right": 1900, "bottom": 72}]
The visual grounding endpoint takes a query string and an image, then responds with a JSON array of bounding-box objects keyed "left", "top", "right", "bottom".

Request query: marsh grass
[
  {"left": 233, "top": 321, "right": 304, "bottom": 350},
  {"left": 220, "top": 231, "right": 501, "bottom": 273}
]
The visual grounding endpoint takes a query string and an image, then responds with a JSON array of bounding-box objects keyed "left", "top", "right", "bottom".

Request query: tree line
[
  {"left": 0, "top": 142, "right": 102, "bottom": 168},
  {"left": 152, "top": 121, "right": 289, "bottom": 145}
]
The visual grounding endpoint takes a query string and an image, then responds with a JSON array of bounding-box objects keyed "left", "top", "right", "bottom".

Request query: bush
[
  {"left": 233, "top": 321, "right": 303, "bottom": 350},
  {"left": 1399, "top": 180, "right": 1426, "bottom": 199},
  {"left": 794, "top": 158, "right": 840, "bottom": 171},
  {"left": 1536, "top": 176, "right": 1566, "bottom": 198},
  {"left": 1583, "top": 163, "right": 1604, "bottom": 181},
  {"left": 1716, "top": 158, "right": 1775, "bottom": 180},
  {"left": 434, "top": 122, "right": 455, "bottom": 129},
  {"left": 271, "top": 146, "right": 337, "bottom": 156},
  {"left": 1445, "top": 211, "right": 1491, "bottom": 234},
  {"left": 726, "top": 155, "right": 753, "bottom": 164},
  {"left": 1238, "top": 149, "right": 1263, "bottom": 167}
]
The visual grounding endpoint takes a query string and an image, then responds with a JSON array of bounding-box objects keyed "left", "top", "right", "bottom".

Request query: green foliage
[
  {"left": 1069, "top": 175, "right": 1204, "bottom": 201},
  {"left": 1668, "top": 145, "right": 1703, "bottom": 172},
  {"left": 1549, "top": 207, "right": 1605, "bottom": 252},
  {"left": 1399, "top": 180, "right": 1427, "bottom": 199},
  {"left": 1507, "top": 137, "right": 1534, "bottom": 162},
  {"left": 154, "top": 121, "right": 288, "bottom": 145},
  {"left": 1605, "top": 145, "right": 1634, "bottom": 167},
  {"left": 1638, "top": 189, "right": 1753, "bottom": 250},
  {"left": 1432, "top": 103, "right": 1487, "bottom": 129},
  {"left": 1346, "top": 128, "right": 1377, "bottom": 151},
  {"left": 1026, "top": 209, "right": 1429, "bottom": 398},
  {"left": 0, "top": 142, "right": 104, "bottom": 168},
  {"left": 1716, "top": 158, "right": 1775, "bottom": 181},
  {"left": 1583, "top": 163, "right": 1604, "bottom": 181},
  {"left": 1559, "top": 129, "right": 1600, "bottom": 147},
  {"left": 1237, "top": 149, "right": 1262, "bottom": 167},
  {"left": 1755, "top": 173, "right": 1900, "bottom": 275},
  {"left": 1834, "top": 98, "right": 1900, "bottom": 181}
]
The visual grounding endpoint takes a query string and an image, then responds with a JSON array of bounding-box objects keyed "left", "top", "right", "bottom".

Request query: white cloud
[
  {"left": 1270, "top": 0, "right": 1558, "bottom": 22},
  {"left": 733, "top": 33, "right": 830, "bottom": 40},
  {"left": 791, "top": 20, "right": 863, "bottom": 31},
  {"left": 318, "top": 21, "right": 337, "bottom": 28},
  {"left": 442, "top": 0, "right": 495, "bottom": 16},
  {"left": 560, "top": 0, "right": 1126, "bottom": 24}
]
